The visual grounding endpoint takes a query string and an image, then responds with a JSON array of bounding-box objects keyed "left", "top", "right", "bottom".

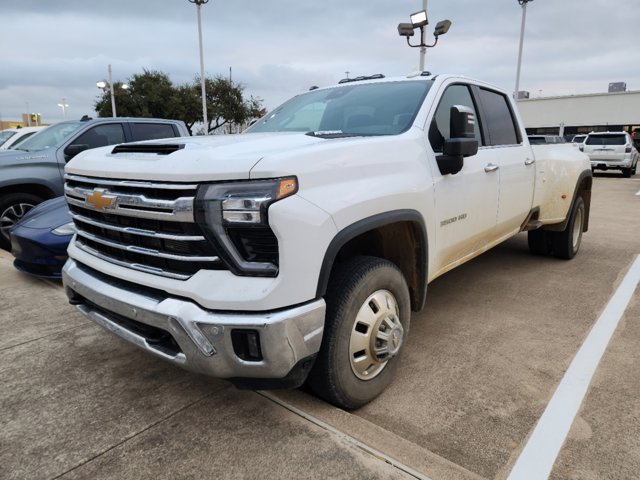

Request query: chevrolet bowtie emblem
[{"left": 85, "top": 190, "right": 117, "bottom": 211}]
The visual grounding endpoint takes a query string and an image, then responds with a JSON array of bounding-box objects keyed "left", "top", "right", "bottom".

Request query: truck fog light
[{"left": 231, "top": 329, "right": 263, "bottom": 361}]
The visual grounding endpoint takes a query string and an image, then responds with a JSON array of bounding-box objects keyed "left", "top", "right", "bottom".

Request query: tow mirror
[
  {"left": 64, "top": 144, "right": 89, "bottom": 161},
  {"left": 436, "top": 105, "right": 479, "bottom": 175}
]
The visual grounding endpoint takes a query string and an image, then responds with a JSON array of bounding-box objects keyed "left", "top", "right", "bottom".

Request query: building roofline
[{"left": 519, "top": 89, "right": 640, "bottom": 102}]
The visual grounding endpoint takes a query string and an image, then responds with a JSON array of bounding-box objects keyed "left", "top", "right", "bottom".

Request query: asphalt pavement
[{"left": 1, "top": 174, "right": 638, "bottom": 480}]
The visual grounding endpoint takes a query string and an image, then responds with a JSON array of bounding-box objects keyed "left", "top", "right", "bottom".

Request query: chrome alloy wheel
[
  {"left": 349, "top": 289, "right": 404, "bottom": 380},
  {"left": 0, "top": 203, "right": 35, "bottom": 242},
  {"left": 572, "top": 204, "right": 583, "bottom": 251}
]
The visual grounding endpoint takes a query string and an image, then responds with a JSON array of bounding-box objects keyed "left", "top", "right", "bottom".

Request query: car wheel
[
  {"left": 0, "top": 193, "right": 43, "bottom": 251},
  {"left": 528, "top": 228, "right": 552, "bottom": 255},
  {"left": 552, "top": 196, "right": 585, "bottom": 260},
  {"left": 307, "top": 256, "right": 411, "bottom": 410},
  {"left": 622, "top": 168, "right": 632, "bottom": 178}
]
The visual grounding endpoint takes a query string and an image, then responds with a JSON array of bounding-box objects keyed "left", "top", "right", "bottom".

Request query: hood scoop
[{"left": 111, "top": 144, "right": 185, "bottom": 155}]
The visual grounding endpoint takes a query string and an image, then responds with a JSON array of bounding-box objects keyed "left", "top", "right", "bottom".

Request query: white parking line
[{"left": 507, "top": 255, "right": 640, "bottom": 480}]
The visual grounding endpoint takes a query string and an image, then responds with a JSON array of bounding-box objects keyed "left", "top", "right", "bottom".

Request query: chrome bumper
[{"left": 62, "top": 259, "right": 326, "bottom": 381}]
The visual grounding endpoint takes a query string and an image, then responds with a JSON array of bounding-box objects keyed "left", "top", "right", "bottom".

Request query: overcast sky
[{"left": 1, "top": 0, "right": 637, "bottom": 124}]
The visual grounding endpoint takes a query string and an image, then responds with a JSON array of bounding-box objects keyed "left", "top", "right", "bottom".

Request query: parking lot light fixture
[
  {"left": 96, "top": 65, "right": 128, "bottom": 117},
  {"left": 410, "top": 10, "right": 428, "bottom": 28},
  {"left": 57, "top": 98, "right": 69, "bottom": 119},
  {"left": 514, "top": 0, "right": 534, "bottom": 100},
  {"left": 397, "top": 3, "right": 451, "bottom": 71}
]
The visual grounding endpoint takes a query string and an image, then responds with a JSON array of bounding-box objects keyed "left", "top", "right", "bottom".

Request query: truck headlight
[{"left": 194, "top": 177, "right": 297, "bottom": 276}]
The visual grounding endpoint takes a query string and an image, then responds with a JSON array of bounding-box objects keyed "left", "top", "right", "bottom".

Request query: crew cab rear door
[{"left": 473, "top": 87, "right": 535, "bottom": 233}]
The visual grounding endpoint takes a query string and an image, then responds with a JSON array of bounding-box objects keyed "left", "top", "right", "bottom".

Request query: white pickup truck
[{"left": 62, "top": 74, "right": 592, "bottom": 409}]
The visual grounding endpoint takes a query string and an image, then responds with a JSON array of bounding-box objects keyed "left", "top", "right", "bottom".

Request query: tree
[{"left": 94, "top": 70, "right": 264, "bottom": 135}]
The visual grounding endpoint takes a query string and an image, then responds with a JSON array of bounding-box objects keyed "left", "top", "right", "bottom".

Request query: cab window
[
  {"left": 429, "top": 84, "right": 482, "bottom": 152},
  {"left": 477, "top": 88, "right": 520, "bottom": 146},
  {"left": 74, "top": 124, "right": 126, "bottom": 149}
]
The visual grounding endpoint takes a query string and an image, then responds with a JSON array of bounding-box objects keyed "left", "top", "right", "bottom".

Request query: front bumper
[
  {"left": 62, "top": 259, "right": 326, "bottom": 385},
  {"left": 10, "top": 228, "right": 71, "bottom": 279}
]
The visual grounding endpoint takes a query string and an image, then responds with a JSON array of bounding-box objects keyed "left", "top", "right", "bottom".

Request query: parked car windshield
[
  {"left": 586, "top": 134, "right": 627, "bottom": 146},
  {"left": 245, "top": 80, "right": 432, "bottom": 137},
  {"left": 0, "top": 130, "right": 17, "bottom": 146},
  {"left": 15, "top": 122, "right": 84, "bottom": 152}
]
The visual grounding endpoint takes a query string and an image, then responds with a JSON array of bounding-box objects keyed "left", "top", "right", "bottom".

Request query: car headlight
[
  {"left": 194, "top": 177, "right": 297, "bottom": 276},
  {"left": 52, "top": 222, "right": 77, "bottom": 236}
]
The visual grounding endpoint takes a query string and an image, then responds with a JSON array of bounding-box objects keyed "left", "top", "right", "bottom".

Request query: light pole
[
  {"left": 57, "top": 98, "right": 69, "bottom": 119},
  {"left": 419, "top": 0, "right": 428, "bottom": 71},
  {"left": 188, "top": 0, "right": 210, "bottom": 135},
  {"left": 96, "top": 65, "right": 129, "bottom": 117},
  {"left": 514, "top": 0, "right": 533, "bottom": 100}
]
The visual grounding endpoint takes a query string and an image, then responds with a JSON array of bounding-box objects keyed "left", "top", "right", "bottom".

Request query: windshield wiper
[{"left": 306, "top": 130, "right": 362, "bottom": 139}]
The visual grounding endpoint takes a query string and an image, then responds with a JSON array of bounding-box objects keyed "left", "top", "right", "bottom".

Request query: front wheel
[
  {"left": 0, "top": 193, "right": 44, "bottom": 251},
  {"left": 552, "top": 196, "right": 585, "bottom": 259},
  {"left": 307, "top": 256, "right": 411, "bottom": 410}
]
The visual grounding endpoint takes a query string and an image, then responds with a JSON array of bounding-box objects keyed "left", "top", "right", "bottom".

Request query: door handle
[
  {"left": 525, "top": 158, "right": 535, "bottom": 166},
  {"left": 484, "top": 163, "right": 499, "bottom": 173}
]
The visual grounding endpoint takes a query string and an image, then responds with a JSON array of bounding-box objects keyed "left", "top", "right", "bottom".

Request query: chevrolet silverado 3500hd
[{"left": 62, "top": 74, "right": 592, "bottom": 409}]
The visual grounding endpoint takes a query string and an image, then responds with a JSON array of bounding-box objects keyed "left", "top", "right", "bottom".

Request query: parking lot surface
[{"left": 1, "top": 175, "right": 639, "bottom": 480}]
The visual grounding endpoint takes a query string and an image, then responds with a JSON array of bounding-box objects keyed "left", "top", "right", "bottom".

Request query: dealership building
[{"left": 517, "top": 89, "right": 640, "bottom": 140}]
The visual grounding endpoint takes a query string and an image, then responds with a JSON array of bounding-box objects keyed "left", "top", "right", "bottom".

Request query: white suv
[{"left": 581, "top": 131, "right": 638, "bottom": 177}]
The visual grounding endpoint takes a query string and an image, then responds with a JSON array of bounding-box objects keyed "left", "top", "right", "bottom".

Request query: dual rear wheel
[{"left": 528, "top": 196, "right": 585, "bottom": 259}]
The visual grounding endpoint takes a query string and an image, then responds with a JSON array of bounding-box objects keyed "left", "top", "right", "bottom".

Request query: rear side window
[
  {"left": 131, "top": 123, "right": 178, "bottom": 141},
  {"left": 74, "top": 124, "right": 126, "bottom": 149},
  {"left": 478, "top": 88, "right": 520, "bottom": 146},
  {"left": 586, "top": 134, "right": 627, "bottom": 146}
]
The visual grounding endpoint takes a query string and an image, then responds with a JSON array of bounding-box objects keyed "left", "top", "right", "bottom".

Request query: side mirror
[
  {"left": 64, "top": 144, "right": 89, "bottom": 161},
  {"left": 436, "top": 105, "right": 479, "bottom": 175}
]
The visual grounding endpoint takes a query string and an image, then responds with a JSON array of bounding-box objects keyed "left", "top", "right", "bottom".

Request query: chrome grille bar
[
  {"left": 75, "top": 240, "right": 192, "bottom": 281},
  {"left": 76, "top": 230, "right": 219, "bottom": 263},
  {"left": 71, "top": 212, "right": 205, "bottom": 242},
  {"left": 65, "top": 184, "right": 195, "bottom": 222},
  {"left": 65, "top": 174, "right": 198, "bottom": 190}
]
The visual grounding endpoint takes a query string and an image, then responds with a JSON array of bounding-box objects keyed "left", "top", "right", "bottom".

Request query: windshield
[
  {"left": 586, "top": 134, "right": 626, "bottom": 146},
  {"left": 16, "top": 122, "right": 84, "bottom": 151},
  {"left": 0, "top": 130, "right": 17, "bottom": 146},
  {"left": 572, "top": 136, "right": 586, "bottom": 143},
  {"left": 246, "top": 80, "right": 432, "bottom": 137}
]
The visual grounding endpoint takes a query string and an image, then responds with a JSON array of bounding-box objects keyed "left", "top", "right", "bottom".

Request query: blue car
[{"left": 10, "top": 196, "right": 74, "bottom": 279}]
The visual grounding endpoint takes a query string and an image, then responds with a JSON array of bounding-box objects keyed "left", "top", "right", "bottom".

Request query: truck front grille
[{"left": 65, "top": 174, "right": 223, "bottom": 280}]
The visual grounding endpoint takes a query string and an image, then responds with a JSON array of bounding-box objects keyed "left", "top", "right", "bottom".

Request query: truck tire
[
  {"left": 552, "top": 196, "right": 585, "bottom": 260},
  {"left": 528, "top": 229, "right": 552, "bottom": 255},
  {"left": 0, "top": 193, "right": 43, "bottom": 251},
  {"left": 307, "top": 256, "right": 410, "bottom": 410},
  {"left": 622, "top": 168, "right": 632, "bottom": 178}
]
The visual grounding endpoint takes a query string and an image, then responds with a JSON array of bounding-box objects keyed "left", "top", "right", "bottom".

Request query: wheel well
[
  {"left": 319, "top": 219, "right": 428, "bottom": 312},
  {"left": 0, "top": 184, "right": 56, "bottom": 201}
]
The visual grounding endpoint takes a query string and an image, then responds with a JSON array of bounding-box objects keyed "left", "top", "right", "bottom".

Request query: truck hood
[
  {"left": 0, "top": 148, "right": 54, "bottom": 167},
  {"left": 65, "top": 133, "right": 328, "bottom": 182}
]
